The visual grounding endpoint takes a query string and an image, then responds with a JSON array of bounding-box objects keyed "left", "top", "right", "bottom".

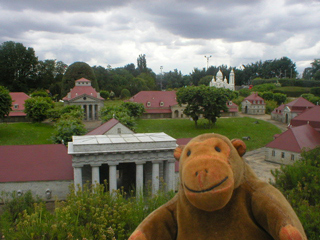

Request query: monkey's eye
[
  {"left": 215, "top": 146, "right": 221, "bottom": 152},
  {"left": 187, "top": 150, "right": 191, "bottom": 156}
]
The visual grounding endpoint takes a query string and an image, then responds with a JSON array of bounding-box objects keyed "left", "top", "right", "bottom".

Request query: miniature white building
[{"left": 209, "top": 69, "right": 235, "bottom": 91}]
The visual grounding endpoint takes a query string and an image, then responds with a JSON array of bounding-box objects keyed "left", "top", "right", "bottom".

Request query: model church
[{"left": 209, "top": 69, "right": 235, "bottom": 91}]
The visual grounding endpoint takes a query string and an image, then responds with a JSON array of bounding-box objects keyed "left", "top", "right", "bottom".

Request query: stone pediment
[
  {"left": 68, "top": 94, "right": 101, "bottom": 103},
  {"left": 283, "top": 106, "right": 291, "bottom": 113}
]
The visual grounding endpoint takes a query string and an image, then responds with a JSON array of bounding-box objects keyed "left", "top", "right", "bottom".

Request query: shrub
[
  {"left": 0, "top": 85, "right": 12, "bottom": 119},
  {"left": 121, "top": 102, "right": 145, "bottom": 118},
  {"left": 0, "top": 184, "right": 175, "bottom": 240},
  {"left": 265, "top": 100, "right": 278, "bottom": 114},
  {"left": 271, "top": 147, "right": 320, "bottom": 239},
  {"left": 252, "top": 83, "right": 276, "bottom": 92},
  {"left": 24, "top": 97, "right": 54, "bottom": 122},
  {"left": 260, "top": 91, "right": 274, "bottom": 101},
  {"left": 51, "top": 117, "right": 86, "bottom": 145},
  {"left": 100, "top": 106, "right": 136, "bottom": 131},
  {"left": 301, "top": 93, "right": 320, "bottom": 105},
  {"left": 100, "top": 90, "right": 110, "bottom": 99},
  {"left": 30, "top": 90, "right": 49, "bottom": 98},
  {"left": 310, "top": 87, "right": 320, "bottom": 96},
  {"left": 273, "top": 93, "right": 287, "bottom": 105},
  {"left": 238, "top": 88, "right": 251, "bottom": 97},
  {"left": 120, "top": 88, "right": 131, "bottom": 99}
]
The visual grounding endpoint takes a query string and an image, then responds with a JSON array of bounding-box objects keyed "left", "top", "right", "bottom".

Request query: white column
[
  {"left": 152, "top": 161, "right": 160, "bottom": 195},
  {"left": 135, "top": 162, "right": 145, "bottom": 198},
  {"left": 73, "top": 166, "right": 83, "bottom": 191},
  {"left": 109, "top": 163, "right": 118, "bottom": 193},
  {"left": 91, "top": 164, "right": 101, "bottom": 185},
  {"left": 92, "top": 104, "right": 96, "bottom": 120},
  {"left": 167, "top": 160, "right": 176, "bottom": 191},
  {"left": 86, "top": 104, "right": 90, "bottom": 120}
]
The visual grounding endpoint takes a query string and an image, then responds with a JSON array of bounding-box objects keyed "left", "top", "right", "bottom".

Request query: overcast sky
[{"left": 1, "top": 0, "right": 319, "bottom": 75}]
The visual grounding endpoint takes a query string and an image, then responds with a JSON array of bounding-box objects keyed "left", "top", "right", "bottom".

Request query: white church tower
[{"left": 209, "top": 68, "right": 235, "bottom": 91}]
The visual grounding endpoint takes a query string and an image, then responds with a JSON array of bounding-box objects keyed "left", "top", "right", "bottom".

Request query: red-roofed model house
[
  {"left": 271, "top": 97, "right": 315, "bottom": 124},
  {"left": 86, "top": 118, "right": 134, "bottom": 135},
  {"left": 0, "top": 144, "right": 73, "bottom": 200},
  {"left": 63, "top": 78, "right": 104, "bottom": 121},
  {"left": 128, "top": 91, "right": 238, "bottom": 119},
  {"left": 241, "top": 93, "right": 266, "bottom": 115},
  {"left": 265, "top": 124, "right": 320, "bottom": 165},
  {"left": 3, "top": 92, "right": 30, "bottom": 122},
  {"left": 290, "top": 105, "right": 320, "bottom": 132},
  {"left": 128, "top": 91, "right": 184, "bottom": 119}
]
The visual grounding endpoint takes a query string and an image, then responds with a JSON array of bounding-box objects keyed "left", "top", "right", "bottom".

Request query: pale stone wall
[
  {"left": 0, "top": 180, "right": 73, "bottom": 201},
  {"left": 265, "top": 147, "right": 301, "bottom": 165},
  {"left": 105, "top": 123, "right": 134, "bottom": 135}
]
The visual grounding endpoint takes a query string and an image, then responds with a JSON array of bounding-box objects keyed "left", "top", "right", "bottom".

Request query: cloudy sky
[{"left": 1, "top": 0, "right": 319, "bottom": 75}]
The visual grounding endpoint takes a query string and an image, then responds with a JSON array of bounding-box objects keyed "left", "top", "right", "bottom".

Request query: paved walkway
[{"left": 239, "top": 113, "right": 287, "bottom": 182}]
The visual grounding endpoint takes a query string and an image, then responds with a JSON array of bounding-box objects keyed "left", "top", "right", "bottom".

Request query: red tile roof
[
  {"left": 272, "top": 104, "right": 285, "bottom": 115},
  {"left": 0, "top": 144, "right": 73, "bottom": 182},
  {"left": 286, "top": 97, "right": 315, "bottom": 108},
  {"left": 265, "top": 124, "right": 320, "bottom": 153},
  {"left": 290, "top": 105, "right": 320, "bottom": 130},
  {"left": 9, "top": 92, "right": 30, "bottom": 117},
  {"left": 244, "top": 93, "right": 265, "bottom": 104},
  {"left": 128, "top": 91, "right": 177, "bottom": 114},
  {"left": 226, "top": 101, "right": 239, "bottom": 112},
  {"left": 63, "top": 78, "right": 104, "bottom": 101}
]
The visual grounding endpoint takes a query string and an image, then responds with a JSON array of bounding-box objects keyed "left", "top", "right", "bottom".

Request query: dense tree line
[{"left": 1, "top": 41, "right": 319, "bottom": 100}]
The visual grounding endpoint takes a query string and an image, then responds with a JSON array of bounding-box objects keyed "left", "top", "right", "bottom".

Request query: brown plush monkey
[{"left": 129, "top": 133, "right": 307, "bottom": 240}]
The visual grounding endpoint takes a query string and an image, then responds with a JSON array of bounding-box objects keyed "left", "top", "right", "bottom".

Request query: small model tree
[
  {"left": 24, "top": 97, "right": 54, "bottom": 122},
  {"left": 0, "top": 86, "right": 12, "bottom": 120}
]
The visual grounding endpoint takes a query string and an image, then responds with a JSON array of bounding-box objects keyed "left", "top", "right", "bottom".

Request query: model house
[
  {"left": 63, "top": 78, "right": 104, "bottom": 121},
  {"left": 86, "top": 118, "right": 134, "bottom": 135},
  {"left": 241, "top": 93, "right": 266, "bottom": 115},
  {"left": 290, "top": 105, "right": 320, "bottom": 132},
  {"left": 0, "top": 144, "right": 73, "bottom": 200},
  {"left": 271, "top": 97, "right": 315, "bottom": 124},
  {"left": 265, "top": 124, "right": 320, "bottom": 165},
  {"left": 2, "top": 92, "right": 30, "bottom": 122},
  {"left": 128, "top": 91, "right": 238, "bottom": 119}
]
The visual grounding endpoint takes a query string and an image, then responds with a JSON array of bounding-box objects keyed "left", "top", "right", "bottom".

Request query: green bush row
[
  {"left": 0, "top": 183, "right": 175, "bottom": 240},
  {"left": 252, "top": 78, "right": 320, "bottom": 88}
]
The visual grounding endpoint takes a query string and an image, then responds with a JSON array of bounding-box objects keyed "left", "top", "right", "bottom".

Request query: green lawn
[
  {"left": 0, "top": 117, "right": 281, "bottom": 150},
  {"left": 0, "top": 122, "right": 55, "bottom": 145},
  {"left": 135, "top": 117, "right": 281, "bottom": 151}
]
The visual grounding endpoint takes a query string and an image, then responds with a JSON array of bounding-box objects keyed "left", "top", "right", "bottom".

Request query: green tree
[
  {"left": 273, "top": 93, "right": 287, "bottom": 105},
  {"left": 272, "top": 147, "right": 320, "bottom": 239},
  {"left": 61, "top": 62, "right": 98, "bottom": 97},
  {"left": 0, "top": 86, "right": 12, "bottom": 119},
  {"left": 24, "top": 97, "right": 54, "bottom": 122},
  {"left": 137, "top": 54, "right": 147, "bottom": 73},
  {"left": 0, "top": 41, "right": 38, "bottom": 92},
  {"left": 310, "top": 59, "right": 320, "bottom": 80},
  {"left": 100, "top": 106, "right": 136, "bottom": 130},
  {"left": 121, "top": 102, "right": 145, "bottom": 118},
  {"left": 198, "top": 75, "right": 213, "bottom": 86},
  {"left": 51, "top": 117, "right": 86, "bottom": 145},
  {"left": 120, "top": 88, "right": 131, "bottom": 99},
  {"left": 177, "top": 86, "right": 229, "bottom": 127}
]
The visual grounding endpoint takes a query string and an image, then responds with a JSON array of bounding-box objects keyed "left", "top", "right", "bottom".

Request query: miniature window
[
  {"left": 147, "top": 102, "right": 151, "bottom": 107},
  {"left": 281, "top": 152, "right": 285, "bottom": 158},
  {"left": 257, "top": 100, "right": 260, "bottom": 104},
  {"left": 14, "top": 104, "right": 19, "bottom": 109},
  {"left": 160, "top": 101, "right": 164, "bottom": 106},
  {"left": 117, "top": 128, "right": 121, "bottom": 134},
  {"left": 291, "top": 154, "right": 295, "bottom": 161},
  {"left": 229, "top": 101, "right": 232, "bottom": 106},
  {"left": 272, "top": 150, "right": 275, "bottom": 157}
]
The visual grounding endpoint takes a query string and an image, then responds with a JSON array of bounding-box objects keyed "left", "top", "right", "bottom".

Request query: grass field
[
  {"left": 135, "top": 117, "right": 281, "bottom": 151},
  {"left": 0, "top": 117, "right": 281, "bottom": 150},
  {"left": 0, "top": 122, "right": 55, "bottom": 145}
]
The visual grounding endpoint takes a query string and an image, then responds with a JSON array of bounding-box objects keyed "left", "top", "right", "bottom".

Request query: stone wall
[
  {"left": 0, "top": 180, "right": 73, "bottom": 201},
  {"left": 265, "top": 147, "right": 301, "bottom": 165}
]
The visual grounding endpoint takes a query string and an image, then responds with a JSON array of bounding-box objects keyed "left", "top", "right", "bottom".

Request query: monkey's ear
[
  {"left": 174, "top": 145, "right": 185, "bottom": 161},
  {"left": 231, "top": 139, "right": 246, "bottom": 157}
]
